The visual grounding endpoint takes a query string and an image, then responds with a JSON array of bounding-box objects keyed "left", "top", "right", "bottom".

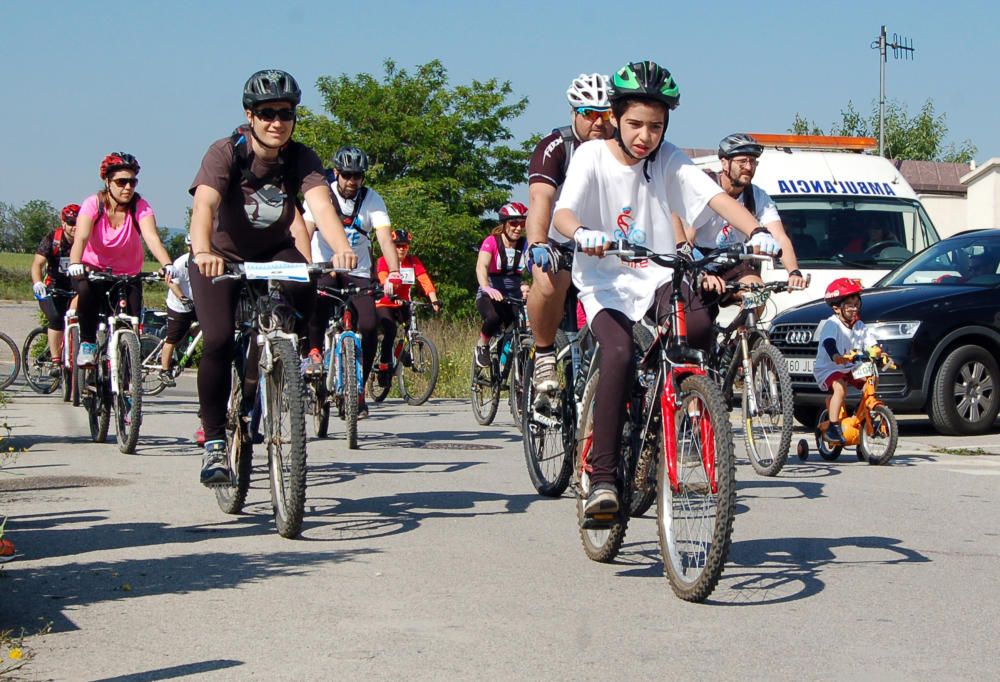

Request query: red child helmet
[{"left": 824, "top": 277, "right": 863, "bottom": 305}]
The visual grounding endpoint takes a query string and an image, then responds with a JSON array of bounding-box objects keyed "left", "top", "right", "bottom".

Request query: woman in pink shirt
[{"left": 69, "top": 152, "right": 173, "bottom": 365}]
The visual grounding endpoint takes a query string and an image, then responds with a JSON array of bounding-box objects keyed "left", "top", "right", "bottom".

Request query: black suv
[{"left": 770, "top": 229, "right": 1000, "bottom": 435}]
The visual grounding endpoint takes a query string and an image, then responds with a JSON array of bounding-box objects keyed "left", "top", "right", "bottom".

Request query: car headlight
[{"left": 867, "top": 321, "right": 922, "bottom": 340}]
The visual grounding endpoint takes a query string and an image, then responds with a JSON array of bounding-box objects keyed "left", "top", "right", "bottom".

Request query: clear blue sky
[{"left": 1, "top": 0, "right": 996, "bottom": 229}]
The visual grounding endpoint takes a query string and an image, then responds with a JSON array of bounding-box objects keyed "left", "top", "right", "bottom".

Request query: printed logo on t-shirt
[
  {"left": 613, "top": 206, "right": 646, "bottom": 245},
  {"left": 716, "top": 222, "right": 741, "bottom": 248},
  {"left": 346, "top": 216, "right": 366, "bottom": 247},
  {"left": 245, "top": 183, "right": 286, "bottom": 230}
]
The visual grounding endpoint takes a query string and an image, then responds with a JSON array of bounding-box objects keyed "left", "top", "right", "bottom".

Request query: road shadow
[
  {"left": 93, "top": 659, "right": 244, "bottom": 682},
  {"left": 307, "top": 459, "right": 485, "bottom": 489},
  {"left": 0, "top": 547, "right": 375, "bottom": 633}
]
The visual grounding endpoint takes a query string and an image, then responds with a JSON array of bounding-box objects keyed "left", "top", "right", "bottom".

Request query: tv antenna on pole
[{"left": 871, "top": 25, "right": 915, "bottom": 157}]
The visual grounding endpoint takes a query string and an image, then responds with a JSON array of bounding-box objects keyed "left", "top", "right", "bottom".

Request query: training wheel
[{"left": 796, "top": 438, "right": 809, "bottom": 461}]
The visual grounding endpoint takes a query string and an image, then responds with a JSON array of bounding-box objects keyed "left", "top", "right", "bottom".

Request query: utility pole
[{"left": 872, "top": 25, "right": 915, "bottom": 157}]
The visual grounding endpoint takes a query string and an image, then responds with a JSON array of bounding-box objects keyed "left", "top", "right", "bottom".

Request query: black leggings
[
  {"left": 587, "top": 280, "right": 713, "bottom": 486},
  {"left": 476, "top": 296, "right": 516, "bottom": 338},
  {"left": 38, "top": 294, "right": 72, "bottom": 331},
  {"left": 74, "top": 277, "right": 142, "bottom": 343},
  {"left": 375, "top": 305, "right": 407, "bottom": 366},
  {"left": 308, "top": 273, "right": 377, "bottom": 384},
  {"left": 189, "top": 247, "right": 314, "bottom": 443}
]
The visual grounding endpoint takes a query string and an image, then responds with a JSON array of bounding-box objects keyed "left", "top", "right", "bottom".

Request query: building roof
[{"left": 894, "top": 159, "right": 971, "bottom": 195}]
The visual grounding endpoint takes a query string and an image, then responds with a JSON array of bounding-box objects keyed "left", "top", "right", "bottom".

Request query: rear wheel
[
  {"left": 140, "top": 334, "right": 167, "bottom": 396},
  {"left": 742, "top": 344, "right": 793, "bottom": 477},
  {"left": 508, "top": 345, "right": 529, "bottom": 432},
  {"left": 657, "top": 374, "right": 736, "bottom": 602},
  {"left": 367, "top": 332, "right": 393, "bottom": 403},
  {"left": 22, "top": 326, "right": 60, "bottom": 394},
  {"left": 0, "top": 331, "right": 20, "bottom": 390},
  {"left": 115, "top": 332, "right": 143, "bottom": 454},
  {"left": 399, "top": 333, "right": 439, "bottom": 406},
  {"left": 66, "top": 326, "right": 79, "bottom": 405},
  {"left": 216, "top": 360, "right": 252, "bottom": 514},
  {"left": 310, "top": 380, "right": 330, "bottom": 439},
  {"left": 861, "top": 404, "right": 898, "bottom": 465},
  {"left": 523, "top": 336, "right": 574, "bottom": 497},
  {"left": 470, "top": 344, "right": 500, "bottom": 426},
  {"left": 264, "top": 338, "right": 308, "bottom": 539},
  {"left": 815, "top": 409, "right": 843, "bottom": 461},
  {"left": 342, "top": 340, "right": 360, "bottom": 449}
]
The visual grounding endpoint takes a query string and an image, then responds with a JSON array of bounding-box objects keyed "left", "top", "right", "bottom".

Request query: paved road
[{"left": 1, "top": 301, "right": 998, "bottom": 680}]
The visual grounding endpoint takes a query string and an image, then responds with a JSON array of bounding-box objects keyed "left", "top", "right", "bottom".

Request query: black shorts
[
  {"left": 165, "top": 307, "right": 197, "bottom": 344},
  {"left": 38, "top": 294, "right": 71, "bottom": 331}
]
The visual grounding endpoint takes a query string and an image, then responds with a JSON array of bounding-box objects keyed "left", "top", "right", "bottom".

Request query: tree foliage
[
  {"left": 294, "top": 59, "right": 532, "bottom": 316},
  {"left": 0, "top": 200, "right": 59, "bottom": 253},
  {"left": 789, "top": 98, "right": 976, "bottom": 163}
]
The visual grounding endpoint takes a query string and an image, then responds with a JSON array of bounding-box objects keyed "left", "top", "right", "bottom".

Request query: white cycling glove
[
  {"left": 573, "top": 227, "right": 608, "bottom": 250},
  {"left": 68, "top": 263, "right": 85, "bottom": 278},
  {"left": 32, "top": 281, "right": 48, "bottom": 299},
  {"left": 747, "top": 229, "right": 780, "bottom": 256},
  {"left": 162, "top": 264, "right": 178, "bottom": 280}
]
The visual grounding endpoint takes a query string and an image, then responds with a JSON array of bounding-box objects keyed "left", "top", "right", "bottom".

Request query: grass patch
[
  {"left": 0, "top": 252, "right": 166, "bottom": 307},
  {"left": 932, "top": 446, "right": 996, "bottom": 457}
]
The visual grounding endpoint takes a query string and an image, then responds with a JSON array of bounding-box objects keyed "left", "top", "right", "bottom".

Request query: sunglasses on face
[
  {"left": 576, "top": 107, "right": 611, "bottom": 122},
  {"left": 65, "top": 217, "right": 77, "bottom": 226},
  {"left": 254, "top": 107, "right": 296, "bottom": 122},
  {"left": 111, "top": 177, "right": 138, "bottom": 188},
  {"left": 504, "top": 220, "right": 526, "bottom": 228},
  {"left": 339, "top": 171, "right": 364, "bottom": 181}
]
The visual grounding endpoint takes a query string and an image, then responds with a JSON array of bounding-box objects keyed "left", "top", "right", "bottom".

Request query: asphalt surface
[{"left": 1, "top": 301, "right": 998, "bottom": 680}]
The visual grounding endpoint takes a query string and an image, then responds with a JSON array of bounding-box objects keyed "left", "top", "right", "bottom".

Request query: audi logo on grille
[{"left": 787, "top": 330, "right": 813, "bottom": 344}]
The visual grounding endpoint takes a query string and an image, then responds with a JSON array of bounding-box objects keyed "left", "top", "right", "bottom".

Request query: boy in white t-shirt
[
  {"left": 813, "top": 278, "right": 889, "bottom": 443},
  {"left": 552, "top": 60, "right": 781, "bottom": 516}
]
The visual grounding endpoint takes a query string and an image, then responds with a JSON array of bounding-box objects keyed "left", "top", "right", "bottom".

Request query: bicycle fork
[{"left": 660, "top": 366, "right": 717, "bottom": 494}]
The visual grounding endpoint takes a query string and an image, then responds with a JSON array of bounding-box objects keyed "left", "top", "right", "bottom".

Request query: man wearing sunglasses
[
  {"left": 524, "top": 73, "right": 613, "bottom": 401},
  {"left": 188, "top": 68, "right": 358, "bottom": 486},
  {"left": 303, "top": 145, "right": 400, "bottom": 419},
  {"left": 31, "top": 203, "right": 80, "bottom": 366}
]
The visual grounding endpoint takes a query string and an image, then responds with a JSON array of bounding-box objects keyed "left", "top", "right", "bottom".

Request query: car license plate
[{"left": 786, "top": 357, "right": 815, "bottom": 375}]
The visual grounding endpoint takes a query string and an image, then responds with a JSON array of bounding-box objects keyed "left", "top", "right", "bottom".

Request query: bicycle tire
[
  {"left": 22, "top": 326, "right": 59, "bottom": 394},
  {"left": 343, "top": 340, "right": 359, "bottom": 449},
  {"left": 366, "top": 333, "right": 393, "bottom": 404},
  {"left": 264, "top": 337, "right": 308, "bottom": 539},
  {"left": 399, "top": 334, "right": 439, "bottom": 406},
  {"left": 216, "top": 360, "right": 252, "bottom": 514},
  {"left": 861, "top": 404, "right": 898, "bottom": 465},
  {"left": 576, "top": 368, "right": 632, "bottom": 563},
  {"left": 140, "top": 334, "right": 167, "bottom": 396},
  {"left": 470, "top": 345, "right": 500, "bottom": 425},
  {"left": 815, "top": 409, "right": 844, "bottom": 461},
  {"left": 115, "top": 332, "right": 143, "bottom": 454},
  {"left": 657, "top": 373, "right": 736, "bottom": 602},
  {"left": 66, "top": 325, "right": 79, "bottom": 404},
  {"left": 522, "top": 332, "right": 574, "bottom": 497},
  {"left": 0, "top": 331, "right": 20, "bottom": 390},
  {"left": 82, "top": 362, "right": 111, "bottom": 443},
  {"left": 742, "top": 344, "right": 794, "bottom": 477},
  {"left": 312, "top": 380, "right": 330, "bottom": 439},
  {"left": 508, "top": 345, "right": 528, "bottom": 432}
]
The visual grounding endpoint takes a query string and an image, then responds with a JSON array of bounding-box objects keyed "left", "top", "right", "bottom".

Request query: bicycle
[
  {"left": 305, "top": 282, "right": 379, "bottom": 449},
  {"left": 21, "top": 287, "right": 76, "bottom": 395},
  {"left": 469, "top": 297, "right": 531, "bottom": 428},
  {"left": 0, "top": 331, "right": 20, "bottom": 391},
  {"left": 212, "top": 260, "right": 330, "bottom": 538},
  {"left": 140, "top": 318, "right": 203, "bottom": 396},
  {"left": 367, "top": 301, "right": 440, "bottom": 406},
  {"left": 798, "top": 349, "right": 899, "bottom": 465},
  {"left": 75, "top": 271, "right": 160, "bottom": 454},
  {"left": 711, "top": 276, "right": 798, "bottom": 477},
  {"left": 575, "top": 242, "right": 738, "bottom": 602}
]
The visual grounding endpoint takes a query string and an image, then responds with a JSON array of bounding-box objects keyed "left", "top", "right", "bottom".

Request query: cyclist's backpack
[
  {"left": 51, "top": 227, "right": 64, "bottom": 256},
  {"left": 95, "top": 195, "right": 141, "bottom": 231},
  {"left": 229, "top": 124, "right": 302, "bottom": 206},
  {"left": 323, "top": 168, "right": 371, "bottom": 235},
  {"left": 554, "top": 125, "right": 577, "bottom": 179},
  {"left": 494, "top": 234, "right": 527, "bottom": 274}
]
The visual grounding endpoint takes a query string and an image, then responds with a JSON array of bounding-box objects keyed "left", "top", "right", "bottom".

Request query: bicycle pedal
[{"left": 582, "top": 514, "right": 616, "bottom": 529}]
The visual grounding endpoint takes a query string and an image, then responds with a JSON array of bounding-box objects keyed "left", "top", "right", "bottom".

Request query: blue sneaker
[
  {"left": 200, "top": 440, "right": 231, "bottom": 486},
  {"left": 77, "top": 342, "right": 98, "bottom": 367}
]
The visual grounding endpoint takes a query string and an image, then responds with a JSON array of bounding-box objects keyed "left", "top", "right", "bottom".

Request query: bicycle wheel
[
  {"left": 343, "top": 340, "right": 359, "bottom": 449},
  {"left": 576, "top": 368, "right": 631, "bottom": 563},
  {"left": 742, "top": 344, "right": 794, "bottom": 477},
  {"left": 630, "top": 380, "right": 661, "bottom": 518},
  {"left": 263, "top": 337, "right": 308, "bottom": 539},
  {"left": 216, "top": 359, "right": 252, "bottom": 514},
  {"left": 815, "top": 409, "right": 843, "bottom": 461},
  {"left": 399, "top": 334, "right": 439, "bottom": 406},
  {"left": 657, "top": 373, "right": 736, "bottom": 602},
  {"left": 366, "top": 333, "right": 393, "bottom": 404},
  {"left": 66, "top": 325, "right": 79, "bottom": 404},
  {"left": 470, "top": 345, "right": 500, "bottom": 425},
  {"left": 140, "top": 334, "right": 167, "bottom": 396},
  {"left": 81, "top": 362, "right": 111, "bottom": 443},
  {"left": 861, "top": 404, "right": 898, "bottom": 465},
  {"left": 22, "top": 326, "right": 60, "bottom": 394},
  {"left": 522, "top": 333, "right": 574, "bottom": 497},
  {"left": 508, "top": 345, "right": 528, "bottom": 432},
  {"left": 115, "top": 332, "right": 143, "bottom": 454},
  {"left": 0, "top": 331, "right": 20, "bottom": 390},
  {"left": 311, "top": 380, "right": 330, "bottom": 439}
]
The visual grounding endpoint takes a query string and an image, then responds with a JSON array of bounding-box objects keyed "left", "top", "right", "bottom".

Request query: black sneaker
[
  {"left": 200, "top": 440, "right": 231, "bottom": 486},
  {"left": 474, "top": 344, "right": 491, "bottom": 369},
  {"left": 584, "top": 483, "right": 619, "bottom": 516},
  {"left": 159, "top": 369, "right": 176, "bottom": 388}
]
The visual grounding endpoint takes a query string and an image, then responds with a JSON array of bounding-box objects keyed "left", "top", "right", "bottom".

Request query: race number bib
[
  {"left": 58, "top": 257, "right": 70, "bottom": 273},
  {"left": 400, "top": 267, "right": 416, "bottom": 285}
]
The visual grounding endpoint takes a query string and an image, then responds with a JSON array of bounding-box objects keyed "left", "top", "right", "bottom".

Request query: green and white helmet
[{"left": 609, "top": 61, "right": 680, "bottom": 110}]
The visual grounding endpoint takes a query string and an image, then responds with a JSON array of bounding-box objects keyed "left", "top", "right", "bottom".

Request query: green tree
[
  {"left": 294, "top": 59, "right": 532, "bottom": 315},
  {"left": 0, "top": 202, "right": 19, "bottom": 252},
  {"left": 16, "top": 200, "right": 59, "bottom": 253},
  {"left": 166, "top": 232, "right": 188, "bottom": 259}
]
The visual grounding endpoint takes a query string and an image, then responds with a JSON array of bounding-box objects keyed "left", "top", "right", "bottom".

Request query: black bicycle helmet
[
  {"left": 608, "top": 61, "right": 680, "bottom": 110},
  {"left": 718, "top": 133, "right": 763, "bottom": 159},
  {"left": 333, "top": 146, "right": 370, "bottom": 173},
  {"left": 391, "top": 229, "right": 411, "bottom": 245},
  {"left": 242, "top": 69, "right": 302, "bottom": 110}
]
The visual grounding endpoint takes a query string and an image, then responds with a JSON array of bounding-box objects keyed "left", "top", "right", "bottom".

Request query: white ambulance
[{"left": 692, "top": 134, "right": 941, "bottom": 322}]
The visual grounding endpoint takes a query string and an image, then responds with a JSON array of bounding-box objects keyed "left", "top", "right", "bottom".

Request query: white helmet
[{"left": 566, "top": 73, "right": 610, "bottom": 109}]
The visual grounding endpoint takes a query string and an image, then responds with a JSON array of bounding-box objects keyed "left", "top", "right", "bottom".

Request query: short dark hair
[{"left": 611, "top": 98, "right": 669, "bottom": 127}]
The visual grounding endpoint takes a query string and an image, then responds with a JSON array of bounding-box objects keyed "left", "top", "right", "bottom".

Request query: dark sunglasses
[
  {"left": 65, "top": 217, "right": 77, "bottom": 226},
  {"left": 503, "top": 219, "right": 526, "bottom": 228},
  {"left": 339, "top": 171, "right": 365, "bottom": 181},
  {"left": 112, "top": 177, "right": 138, "bottom": 188},
  {"left": 254, "top": 107, "right": 296, "bottom": 122}
]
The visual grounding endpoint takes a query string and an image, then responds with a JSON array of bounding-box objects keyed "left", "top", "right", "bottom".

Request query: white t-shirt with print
[
  {"left": 694, "top": 183, "right": 780, "bottom": 250},
  {"left": 166, "top": 253, "right": 194, "bottom": 313},
  {"left": 813, "top": 314, "right": 878, "bottom": 388},
  {"left": 555, "top": 139, "right": 723, "bottom": 322},
  {"left": 305, "top": 183, "right": 390, "bottom": 278}
]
